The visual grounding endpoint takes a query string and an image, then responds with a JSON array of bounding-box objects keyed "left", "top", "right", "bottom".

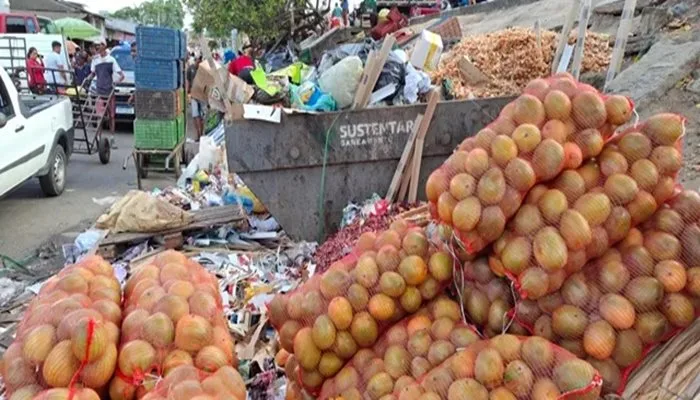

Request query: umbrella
[{"left": 53, "top": 18, "right": 100, "bottom": 40}]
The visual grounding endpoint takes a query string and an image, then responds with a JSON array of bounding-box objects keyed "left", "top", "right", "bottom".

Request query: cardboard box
[
  {"left": 410, "top": 30, "right": 443, "bottom": 72},
  {"left": 190, "top": 61, "right": 254, "bottom": 113}
]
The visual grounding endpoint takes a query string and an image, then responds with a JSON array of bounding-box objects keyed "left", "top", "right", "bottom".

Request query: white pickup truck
[{"left": 0, "top": 65, "right": 74, "bottom": 197}]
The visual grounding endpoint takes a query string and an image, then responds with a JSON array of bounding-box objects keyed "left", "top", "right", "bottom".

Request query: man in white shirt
[
  {"left": 86, "top": 38, "right": 124, "bottom": 137},
  {"left": 43, "top": 41, "right": 68, "bottom": 90}
]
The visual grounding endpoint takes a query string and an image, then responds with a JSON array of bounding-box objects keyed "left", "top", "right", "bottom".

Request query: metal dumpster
[{"left": 225, "top": 97, "right": 513, "bottom": 242}]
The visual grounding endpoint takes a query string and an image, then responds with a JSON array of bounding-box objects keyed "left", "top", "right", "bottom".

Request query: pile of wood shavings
[{"left": 432, "top": 27, "right": 612, "bottom": 99}]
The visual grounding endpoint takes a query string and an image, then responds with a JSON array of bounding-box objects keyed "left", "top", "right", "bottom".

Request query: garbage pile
[
  {"left": 432, "top": 27, "right": 612, "bottom": 99},
  {"left": 267, "top": 71, "right": 700, "bottom": 399}
]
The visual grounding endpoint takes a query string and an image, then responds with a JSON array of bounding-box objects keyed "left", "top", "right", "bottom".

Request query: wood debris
[{"left": 431, "top": 27, "right": 612, "bottom": 99}]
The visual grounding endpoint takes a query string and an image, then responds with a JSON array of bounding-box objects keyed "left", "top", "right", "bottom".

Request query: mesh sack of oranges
[
  {"left": 457, "top": 257, "right": 529, "bottom": 338},
  {"left": 267, "top": 223, "right": 461, "bottom": 393},
  {"left": 510, "top": 190, "right": 700, "bottom": 395},
  {"left": 108, "top": 250, "right": 237, "bottom": 400},
  {"left": 317, "top": 296, "right": 480, "bottom": 399},
  {"left": 488, "top": 113, "right": 685, "bottom": 301},
  {"left": 394, "top": 334, "right": 603, "bottom": 400},
  {"left": 1, "top": 255, "right": 122, "bottom": 400},
  {"left": 427, "top": 73, "right": 635, "bottom": 256},
  {"left": 122, "top": 364, "right": 246, "bottom": 400}
]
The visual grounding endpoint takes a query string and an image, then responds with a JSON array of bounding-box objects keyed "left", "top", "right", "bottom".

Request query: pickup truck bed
[{"left": 19, "top": 94, "right": 68, "bottom": 119}]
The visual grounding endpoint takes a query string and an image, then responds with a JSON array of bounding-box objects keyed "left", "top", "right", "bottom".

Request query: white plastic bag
[
  {"left": 318, "top": 55, "right": 363, "bottom": 109},
  {"left": 198, "top": 136, "right": 218, "bottom": 171}
]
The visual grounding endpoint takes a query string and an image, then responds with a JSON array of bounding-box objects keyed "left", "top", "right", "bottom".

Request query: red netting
[
  {"left": 267, "top": 224, "right": 461, "bottom": 393},
  {"left": 1, "top": 255, "right": 121, "bottom": 400},
  {"left": 317, "top": 296, "right": 480, "bottom": 399},
  {"left": 510, "top": 190, "right": 700, "bottom": 395},
  {"left": 127, "top": 364, "right": 246, "bottom": 400},
  {"left": 458, "top": 257, "right": 529, "bottom": 337},
  {"left": 108, "top": 250, "right": 238, "bottom": 400},
  {"left": 396, "top": 334, "right": 603, "bottom": 400},
  {"left": 427, "top": 74, "right": 634, "bottom": 256},
  {"left": 489, "top": 113, "right": 685, "bottom": 301}
]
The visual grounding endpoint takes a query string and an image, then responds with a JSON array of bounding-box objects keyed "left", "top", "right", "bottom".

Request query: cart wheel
[
  {"left": 139, "top": 155, "right": 149, "bottom": 178},
  {"left": 98, "top": 137, "right": 111, "bottom": 164}
]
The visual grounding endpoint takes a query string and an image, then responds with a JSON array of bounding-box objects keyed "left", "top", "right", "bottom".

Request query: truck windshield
[{"left": 111, "top": 50, "right": 134, "bottom": 71}]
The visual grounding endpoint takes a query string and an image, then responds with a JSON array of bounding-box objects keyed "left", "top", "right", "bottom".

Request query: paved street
[{"left": 0, "top": 128, "right": 173, "bottom": 260}]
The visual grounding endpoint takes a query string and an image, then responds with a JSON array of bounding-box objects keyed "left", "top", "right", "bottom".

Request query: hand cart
[
  {"left": 0, "top": 36, "right": 113, "bottom": 164},
  {"left": 130, "top": 139, "right": 185, "bottom": 190},
  {"left": 63, "top": 77, "right": 114, "bottom": 164}
]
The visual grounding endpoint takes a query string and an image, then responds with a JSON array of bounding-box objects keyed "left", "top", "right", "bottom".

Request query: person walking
[
  {"left": 87, "top": 39, "right": 124, "bottom": 143},
  {"left": 365, "top": 0, "right": 378, "bottom": 26},
  {"left": 72, "top": 51, "right": 91, "bottom": 87},
  {"left": 332, "top": 2, "right": 343, "bottom": 20},
  {"left": 186, "top": 54, "right": 206, "bottom": 142},
  {"left": 341, "top": 0, "right": 349, "bottom": 26},
  {"left": 26, "top": 47, "right": 46, "bottom": 94},
  {"left": 43, "top": 41, "right": 68, "bottom": 93}
]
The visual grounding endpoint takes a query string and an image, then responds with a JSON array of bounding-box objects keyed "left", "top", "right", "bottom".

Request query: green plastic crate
[{"left": 134, "top": 115, "right": 184, "bottom": 149}]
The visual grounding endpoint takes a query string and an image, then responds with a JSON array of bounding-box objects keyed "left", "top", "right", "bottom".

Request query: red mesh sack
[
  {"left": 108, "top": 250, "right": 237, "bottom": 400},
  {"left": 490, "top": 113, "right": 686, "bottom": 300},
  {"left": 427, "top": 73, "right": 635, "bottom": 255},
  {"left": 124, "top": 364, "right": 246, "bottom": 400},
  {"left": 512, "top": 190, "right": 700, "bottom": 395},
  {"left": 317, "top": 296, "right": 480, "bottom": 399},
  {"left": 1, "top": 255, "right": 121, "bottom": 400},
  {"left": 394, "top": 334, "right": 602, "bottom": 400},
  {"left": 267, "top": 224, "right": 460, "bottom": 393},
  {"left": 458, "top": 257, "right": 529, "bottom": 337}
]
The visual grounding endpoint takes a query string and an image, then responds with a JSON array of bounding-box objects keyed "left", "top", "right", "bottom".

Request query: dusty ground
[{"left": 0, "top": 127, "right": 175, "bottom": 261}]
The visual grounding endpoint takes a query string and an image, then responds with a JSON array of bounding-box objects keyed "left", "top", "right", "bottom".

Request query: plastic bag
[
  {"left": 318, "top": 55, "right": 364, "bottom": 109},
  {"left": 403, "top": 63, "right": 431, "bottom": 104},
  {"left": 490, "top": 113, "right": 685, "bottom": 300},
  {"left": 426, "top": 73, "right": 635, "bottom": 256},
  {"left": 373, "top": 50, "right": 407, "bottom": 102},
  {"left": 512, "top": 190, "right": 700, "bottom": 395},
  {"left": 108, "top": 250, "right": 237, "bottom": 400},
  {"left": 396, "top": 334, "right": 603, "bottom": 400},
  {"left": 267, "top": 222, "right": 460, "bottom": 393},
  {"left": 316, "top": 39, "right": 377, "bottom": 76},
  {"left": 198, "top": 136, "right": 218, "bottom": 172},
  {"left": 290, "top": 82, "right": 337, "bottom": 112},
  {"left": 2, "top": 256, "right": 122, "bottom": 399},
  {"left": 317, "top": 296, "right": 480, "bottom": 399}
]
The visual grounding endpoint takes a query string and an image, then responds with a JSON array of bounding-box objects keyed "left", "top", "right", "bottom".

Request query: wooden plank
[
  {"left": 604, "top": 0, "right": 638, "bottom": 91},
  {"left": 457, "top": 56, "right": 490, "bottom": 86},
  {"left": 353, "top": 35, "right": 397, "bottom": 109},
  {"left": 385, "top": 114, "right": 423, "bottom": 202},
  {"left": 408, "top": 90, "right": 439, "bottom": 202},
  {"left": 571, "top": 0, "right": 592, "bottom": 79},
  {"left": 551, "top": 0, "right": 581, "bottom": 75},
  {"left": 99, "top": 204, "right": 246, "bottom": 246}
]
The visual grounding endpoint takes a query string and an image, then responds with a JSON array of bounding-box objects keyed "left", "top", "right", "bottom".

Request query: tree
[
  {"left": 111, "top": 0, "right": 185, "bottom": 30},
  {"left": 183, "top": 0, "right": 315, "bottom": 46}
]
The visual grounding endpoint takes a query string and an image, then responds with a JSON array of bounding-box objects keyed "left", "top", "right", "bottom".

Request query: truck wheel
[
  {"left": 39, "top": 145, "right": 67, "bottom": 197},
  {"left": 98, "top": 137, "right": 111, "bottom": 164}
]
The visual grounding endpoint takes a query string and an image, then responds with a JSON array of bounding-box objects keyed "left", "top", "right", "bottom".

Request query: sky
[{"left": 75, "top": 0, "right": 194, "bottom": 28}]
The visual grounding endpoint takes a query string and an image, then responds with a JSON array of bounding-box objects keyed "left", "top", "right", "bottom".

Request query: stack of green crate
[
  {"left": 133, "top": 25, "right": 186, "bottom": 150},
  {"left": 134, "top": 115, "right": 184, "bottom": 149}
]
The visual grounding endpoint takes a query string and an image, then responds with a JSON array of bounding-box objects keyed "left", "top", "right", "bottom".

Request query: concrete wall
[{"left": 409, "top": 0, "right": 542, "bottom": 25}]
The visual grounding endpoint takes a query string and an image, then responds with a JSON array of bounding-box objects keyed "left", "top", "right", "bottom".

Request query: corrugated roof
[
  {"left": 105, "top": 18, "right": 137, "bottom": 34},
  {"left": 10, "top": 0, "right": 102, "bottom": 18}
]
